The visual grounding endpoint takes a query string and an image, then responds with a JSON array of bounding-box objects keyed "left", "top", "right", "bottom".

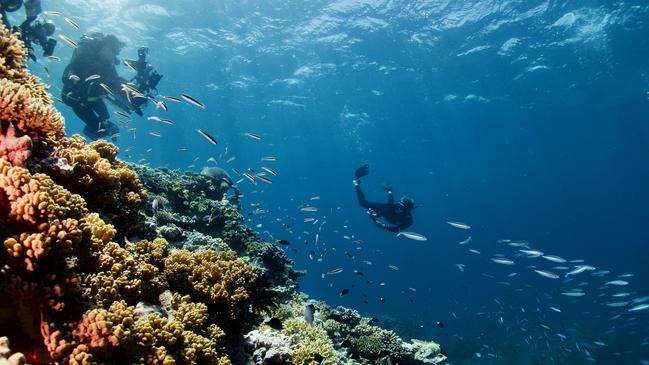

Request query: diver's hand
[{"left": 367, "top": 209, "right": 378, "bottom": 219}]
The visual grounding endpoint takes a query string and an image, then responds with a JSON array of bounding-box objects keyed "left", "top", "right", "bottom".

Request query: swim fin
[{"left": 354, "top": 164, "right": 369, "bottom": 179}]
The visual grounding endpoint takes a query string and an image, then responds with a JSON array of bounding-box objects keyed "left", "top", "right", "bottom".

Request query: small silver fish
[
  {"left": 447, "top": 221, "right": 471, "bottom": 229},
  {"left": 542, "top": 255, "right": 567, "bottom": 263},
  {"left": 85, "top": 74, "right": 101, "bottom": 82},
  {"left": 606, "top": 280, "right": 629, "bottom": 286},
  {"left": 327, "top": 268, "right": 343, "bottom": 275},
  {"left": 181, "top": 93, "right": 206, "bottom": 109},
  {"left": 491, "top": 258, "right": 515, "bottom": 265},
  {"left": 396, "top": 231, "right": 428, "bottom": 241},
  {"left": 534, "top": 269, "right": 559, "bottom": 279}
]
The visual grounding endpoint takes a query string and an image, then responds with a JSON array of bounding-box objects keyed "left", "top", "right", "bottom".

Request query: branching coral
[
  {"left": 348, "top": 318, "right": 407, "bottom": 360},
  {"left": 0, "top": 22, "right": 50, "bottom": 104},
  {"left": 281, "top": 319, "right": 339, "bottom": 365},
  {"left": 0, "top": 22, "right": 63, "bottom": 167},
  {"left": 164, "top": 249, "right": 257, "bottom": 320}
]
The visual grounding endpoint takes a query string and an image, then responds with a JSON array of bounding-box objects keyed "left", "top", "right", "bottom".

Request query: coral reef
[
  {"left": 244, "top": 295, "right": 448, "bottom": 365},
  {"left": 0, "top": 21, "right": 447, "bottom": 365},
  {"left": 39, "top": 136, "right": 147, "bottom": 237},
  {"left": 132, "top": 164, "right": 303, "bottom": 299}
]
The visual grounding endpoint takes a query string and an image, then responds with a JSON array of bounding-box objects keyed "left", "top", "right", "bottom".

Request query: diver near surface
[
  {"left": 61, "top": 33, "right": 162, "bottom": 140},
  {"left": 353, "top": 164, "right": 416, "bottom": 233},
  {"left": 0, "top": 0, "right": 57, "bottom": 60}
]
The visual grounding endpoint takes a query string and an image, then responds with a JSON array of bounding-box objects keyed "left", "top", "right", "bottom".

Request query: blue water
[{"left": 20, "top": 0, "right": 649, "bottom": 363}]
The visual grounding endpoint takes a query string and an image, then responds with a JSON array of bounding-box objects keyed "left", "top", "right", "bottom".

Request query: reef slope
[{"left": 0, "top": 23, "right": 447, "bottom": 365}]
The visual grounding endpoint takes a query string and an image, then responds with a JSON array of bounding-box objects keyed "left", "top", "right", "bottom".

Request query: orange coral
[
  {"left": 0, "top": 159, "right": 85, "bottom": 272},
  {"left": 0, "top": 45, "right": 63, "bottom": 166},
  {"left": 0, "top": 57, "right": 61, "bottom": 143}
]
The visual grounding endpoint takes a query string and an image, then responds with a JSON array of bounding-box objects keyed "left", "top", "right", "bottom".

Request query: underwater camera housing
[
  {"left": 134, "top": 46, "right": 163, "bottom": 93},
  {"left": 17, "top": 19, "right": 57, "bottom": 60}
]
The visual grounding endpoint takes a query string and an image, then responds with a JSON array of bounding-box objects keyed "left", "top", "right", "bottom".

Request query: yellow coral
[
  {"left": 282, "top": 319, "right": 339, "bottom": 365},
  {"left": 66, "top": 298, "right": 229, "bottom": 365},
  {"left": 0, "top": 22, "right": 28, "bottom": 81},
  {"left": 164, "top": 249, "right": 257, "bottom": 318},
  {"left": 49, "top": 135, "right": 147, "bottom": 235},
  {"left": 85, "top": 239, "right": 168, "bottom": 307}
]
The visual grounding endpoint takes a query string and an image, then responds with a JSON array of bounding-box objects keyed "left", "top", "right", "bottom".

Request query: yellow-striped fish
[
  {"left": 58, "top": 34, "right": 78, "bottom": 48},
  {"left": 64, "top": 17, "right": 80, "bottom": 30},
  {"left": 99, "top": 83, "right": 114, "bottom": 95}
]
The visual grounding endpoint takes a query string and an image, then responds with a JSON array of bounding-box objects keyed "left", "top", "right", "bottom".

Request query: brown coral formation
[{"left": 0, "top": 157, "right": 255, "bottom": 363}]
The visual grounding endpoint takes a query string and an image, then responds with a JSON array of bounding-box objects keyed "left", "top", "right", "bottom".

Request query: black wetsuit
[
  {"left": 0, "top": 0, "right": 40, "bottom": 28},
  {"left": 355, "top": 184, "right": 412, "bottom": 232},
  {"left": 61, "top": 37, "right": 129, "bottom": 138}
]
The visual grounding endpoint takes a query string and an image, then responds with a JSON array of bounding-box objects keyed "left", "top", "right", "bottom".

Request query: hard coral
[
  {"left": 349, "top": 318, "right": 406, "bottom": 360},
  {"left": 0, "top": 66, "right": 61, "bottom": 140},
  {"left": 0, "top": 22, "right": 63, "bottom": 167},
  {"left": 0, "top": 158, "right": 85, "bottom": 273},
  {"left": 281, "top": 319, "right": 339, "bottom": 365},
  {"left": 46, "top": 135, "right": 147, "bottom": 236},
  {"left": 164, "top": 249, "right": 257, "bottom": 320},
  {"left": 66, "top": 297, "right": 230, "bottom": 365},
  {"left": 0, "top": 123, "right": 31, "bottom": 166},
  {"left": 84, "top": 238, "right": 168, "bottom": 308}
]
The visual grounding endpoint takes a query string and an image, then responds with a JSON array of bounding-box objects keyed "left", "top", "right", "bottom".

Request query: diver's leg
[
  {"left": 355, "top": 185, "right": 386, "bottom": 212},
  {"left": 71, "top": 103, "right": 101, "bottom": 129},
  {"left": 70, "top": 103, "right": 106, "bottom": 138},
  {"left": 355, "top": 184, "right": 370, "bottom": 209},
  {"left": 90, "top": 100, "right": 110, "bottom": 121}
]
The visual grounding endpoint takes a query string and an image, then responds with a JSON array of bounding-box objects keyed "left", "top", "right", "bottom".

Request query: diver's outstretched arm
[{"left": 373, "top": 219, "right": 400, "bottom": 233}]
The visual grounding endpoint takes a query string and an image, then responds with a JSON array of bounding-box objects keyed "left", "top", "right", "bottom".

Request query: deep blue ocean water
[{"left": 14, "top": 0, "right": 649, "bottom": 363}]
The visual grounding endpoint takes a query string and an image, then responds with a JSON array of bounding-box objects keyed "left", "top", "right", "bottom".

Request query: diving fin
[{"left": 354, "top": 164, "right": 369, "bottom": 179}]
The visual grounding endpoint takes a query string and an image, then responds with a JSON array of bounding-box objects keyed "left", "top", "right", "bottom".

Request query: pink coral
[{"left": 0, "top": 123, "right": 31, "bottom": 166}]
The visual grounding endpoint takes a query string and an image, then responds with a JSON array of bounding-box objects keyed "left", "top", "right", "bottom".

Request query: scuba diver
[
  {"left": 61, "top": 33, "right": 162, "bottom": 139},
  {"left": 353, "top": 164, "right": 416, "bottom": 233},
  {"left": 1, "top": 0, "right": 57, "bottom": 60}
]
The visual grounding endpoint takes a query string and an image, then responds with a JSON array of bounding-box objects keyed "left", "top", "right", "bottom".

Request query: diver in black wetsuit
[
  {"left": 353, "top": 164, "right": 416, "bottom": 233},
  {"left": 1, "top": 0, "right": 57, "bottom": 60},
  {"left": 61, "top": 33, "right": 162, "bottom": 140}
]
